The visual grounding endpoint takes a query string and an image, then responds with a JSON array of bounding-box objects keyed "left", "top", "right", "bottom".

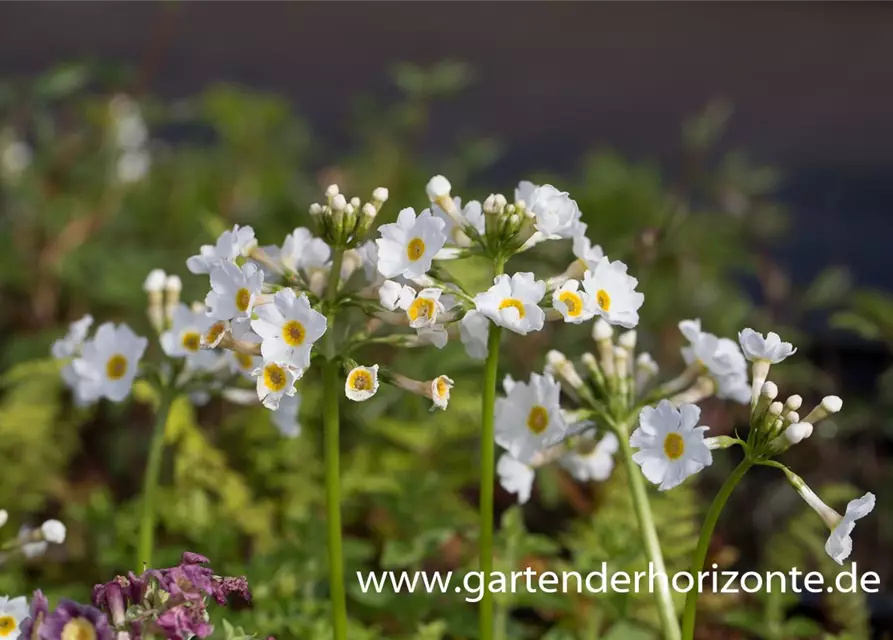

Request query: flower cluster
[{"left": 9, "top": 552, "right": 250, "bottom": 640}]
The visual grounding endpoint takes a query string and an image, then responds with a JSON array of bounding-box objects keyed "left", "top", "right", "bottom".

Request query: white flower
[
  {"left": 430, "top": 375, "right": 453, "bottom": 410},
  {"left": 561, "top": 432, "right": 619, "bottom": 482},
  {"left": 17, "top": 526, "right": 47, "bottom": 559},
  {"left": 378, "top": 280, "right": 414, "bottom": 311},
  {"left": 495, "top": 372, "right": 567, "bottom": 463},
  {"left": 514, "top": 180, "right": 537, "bottom": 207},
  {"left": 552, "top": 279, "right": 596, "bottom": 324},
  {"left": 403, "top": 288, "right": 445, "bottom": 329},
  {"left": 270, "top": 393, "right": 302, "bottom": 437},
  {"left": 252, "top": 288, "right": 327, "bottom": 371},
  {"left": 0, "top": 594, "right": 28, "bottom": 639},
  {"left": 115, "top": 111, "right": 148, "bottom": 150},
  {"left": 527, "top": 184, "right": 583, "bottom": 238},
  {"left": 252, "top": 360, "right": 300, "bottom": 410},
  {"left": 206, "top": 262, "right": 264, "bottom": 322},
  {"left": 375, "top": 208, "right": 446, "bottom": 278},
  {"left": 497, "top": 454, "right": 535, "bottom": 504},
  {"left": 161, "top": 304, "right": 212, "bottom": 358},
  {"left": 680, "top": 320, "right": 749, "bottom": 398},
  {"left": 357, "top": 241, "right": 381, "bottom": 283},
  {"left": 460, "top": 310, "right": 490, "bottom": 360},
  {"left": 572, "top": 223, "right": 604, "bottom": 267},
  {"left": 794, "top": 482, "right": 875, "bottom": 565},
  {"left": 72, "top": 323, "right": 148, "bottom": 403},
  {"left": 738, "top": 328, "right": 796, "bottom": 364},
  {"left": 1, "top": 138, "right": 32, "bottom": 179},
  {"left": 280, "top": 227, "right": 331, "bottom": 273},
  {"left": 116, "top": 150, "right": 151, "bottom": 183},
  {"left": 715, "top": 370, "right": 751, "bottom": 405},
  {"left": 40, "top": 519, "right": 66, "bottom": 544},
  {"left": 52, "top": 314, "right": 93, "bottom": 359},
  {"left": 433, "top": 198, "right": 485, "bottom": 244},
  {"left": 187, "top": 225, "right": 257, "bottom": 274},
  {"left": 345, "top": 365, "right": 380, "bottom": 402},
  {"left": 474, "top": 273, "right": 546, "bottom": 335},
  {"left": 629, "top": 400, "right": 713, "bottom": 491},
  {"left": 417, "top": 326, "right": 449, "bottom": 349},
  {"left": 582, "top": 258, "right": 644, "bottom": 329}
]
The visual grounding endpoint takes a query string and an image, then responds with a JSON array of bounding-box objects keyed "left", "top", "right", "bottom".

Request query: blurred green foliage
[{"left": 0, "top": 60, "right": 882, "bottom": 638}]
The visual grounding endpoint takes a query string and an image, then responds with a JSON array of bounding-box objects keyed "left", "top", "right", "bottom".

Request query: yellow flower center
[
  {"left": 498, "top": 298, "right": 526, "bottom": 319},
  {"left": 61, "top": 618, "right": 97, "bottom": 640},
  {"left": 406, "top": 237, "right": 426, "bottom": 261},
  {"left": 236, "top": 352, "right": 254, "bottom": 370},
  {"left": 263, "top": 363, "right": 288, "bottom": 392},
  {"left": 435, "top": 376, "right": 450, "bottom": 398},
  {"left": 235, "top": 287, "right": 252, "bottom": 312},
  {"left": 558, "top": 291, "right": 583, "bottom": 317},
  {"left": 526, "top": 405, "right": 549, "bottom": 434},
  {"left": 205, "top": 321, "right": 226, "bottom": 346},
  {"left": 596, "top": 289, "right": 611, "bottom": 311},
  {"left": 181, "top": 331, "right": 201, "bottom": 352},
  {"left": 407, "top": 297, "right": 436, "bottom": 323},
  {"left": 282, "top": 320, "right": 306, "bottom": 346},
  {"left": 348, "top": 369, "right": 374, "bottom": 391},
  {"left": 663, "top": 433, "right": 685, "bottom": 460},
  {"left": 0, "top": 616, "right": 17, "bottom": 637},
  {"left": 105, "top": 354, "right": 128, "bottom": 380}
]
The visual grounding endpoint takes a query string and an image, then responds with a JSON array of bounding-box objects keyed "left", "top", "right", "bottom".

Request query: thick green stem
[
  {"left": 323, "top": 248, "right": 347, "bottom": 640},
  {"left": 617, "top": 432, "right": 682, "bottom": 640},
  {"left": 680, "top": 459, "right": 752, "bottom": 639},
  {"left": 136, "top": 389, "right": 174, "bottom": 572},
  {"left": 479, "top": 259, "right": 504, "bottom": 640}
]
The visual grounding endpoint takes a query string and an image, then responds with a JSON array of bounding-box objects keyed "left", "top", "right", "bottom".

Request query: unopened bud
[
  {"left": 325, "top": 184, "right": 340, "bottom": 198},
  {"left": 164, "top": 274, "right": 182, "bottom": 295},
  {"left": 350, "top": 196, "right": 361, "bottom": 209},
  {"left": 784, "top": 422, "right": 813, "bottom": 445},
  {"left": 761, "top": 381, "right": 778, "bottom": 401},
  {"left": 493, "top": 194, "right": 507, "bottom": 211},
  {"left": 143, "top": 268, "right": 167, "bottom": 294},
  {"left": 309, "top": 202, "right": 323, "bottom": 216},
  {"left": 803, "top": 395, "right": 843, "bottom": 425},
  {"left": 426, "top": 175, "right": 451, "bottom": 201},
  {"left": 784, "top": 411, "right": 800, "bottom": 425},
  {"left": 783, "top": 394, "right": 803, "bottom": 413},
  {"left": 372, "top": 187, "right": 389, "bottom": 203},
  {"left": 331, "top": 194, "right": 347, "bottom": 211},
  {"left": 592, "top": 319, "right": 613, "bottom": 342},
  {"left": 618, "top": 330, "right": 637, "bottom": 351},
  {"left": 546, "top": 350, "right": 584, "bottom": 390}
]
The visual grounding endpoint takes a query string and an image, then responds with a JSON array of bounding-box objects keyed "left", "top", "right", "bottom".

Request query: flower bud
[
  {"left": 309, "top": 202, "right": 323, "bottom": 216},
  {"left": 325, "top": 184, "right": 340, "bottom": 198},
  {"left": 0, "top": 509, "right": 7, "bottom": 529},
  {"left": 784, "top": 411, "right": 800, "bottom": 425},
  {"left": 592, "top": 319, "right": 613, "bottom": 342},
  {"left": 783, "top": 394, "right": 803, "bottom": 413},
  {"left": 143, "top": 268, "right": 167, "bottom": 294},
  {"left": 40, "top": 519, "right": 66, "bottom": 544},
  {"left": 350, "top": 196, "right": 361, "bottom": 209},
  {"left": 164, "top": 274, "right": 182, "bottom": 295},
  {"left": 331, "top": 193, "right": 347, "bottom": 211},
  {"left": 547, "top": 350, "right": 584, "bottom": 390},
  {"left": 784, "top": 422, "right": 813, "bottom": 445},
  {"left": 493, "top": 194, "right": 507, "bottom": 211},
  {"left": 803, "top": 395, "right": 843, "bottom": 425},
  {"left": 618, "top": 330, "right": 637, "bottom": 351},
  {"left": 426, "top": 175, "right": 451, "bottom": 201},
  {"left": 372, "top": 187, "right": 389, "bottom": 203},
  {"left": 613, "top": 346, "right": 630, "bottom": 380}
]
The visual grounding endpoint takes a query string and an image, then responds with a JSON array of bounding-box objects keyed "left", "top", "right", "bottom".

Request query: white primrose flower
[
  {"left": 679, "top": 320, "right": 750, "bottom": 404},
  {"left": 497, "top": 453, "right": 535, "bottom": 505},
  {"left": 186, "top": 224, "right": 257, "bottom": 274},
  {"left": 205, "top": 261, "right": 264, "bottom": 322},
  {"left": 572, "top": 223, "right": 605, "bottom": 267},
  {"left": 738, "top": 328, "right": 796, "bottom": 364},
  {"left": 375, "top": 207, "right": 446, "bottom": 279},
  {"left": 271, "top": 392, "right": 302, "bottom": 437},
  {"left": 739, "top": 328, "right": 796, "bottom": 402},
  {"left": 404, "top": 288, "right": 445, "bottom": 329},
  {"left": 72, "top": 323, "right": 148, "bottom": 403},
  {"left": 514, "top": 180, "right": 537, "bottom": 208},
  {"left": 378, "top": 280, "right": 416, "bottom": 311},
  {"left": 561, "top": 432, "right": 619, "bottom": 482},
  {"left": 252, "top": 360, "right": 300, "bottom": 410},
  {"left": 552, "top": 279, "right": 596, "bottom": 324},
  {"left": 430, "top": 375, "right": 453, "bottom": 409},
  {"left": 629, "top": 400, "right": 713, "bottom": 491},
  {"left": 345, "top": 365, "right": 380, "bottom": 402},
  {"left": 792, "top": 480, "right": 875, "bottom": 565},
  {"left": 0, "top": 595, "right": 28, "bottom": 639},
  {"left": 52, "top": 314, "right": 94, "bottom": 359},
  {"left": 161, "top": 304, "right": 213, "bottom": 359},
  {"left": 252, "top": 288, "right": 327, "bottom": 371},
  {"left": 527, "top": 184, "right": 583, "bottom": 238},
  {"left": 433, "top": 198, "right": 485, "bottom": 244},
  {"left": 460, "top": 310, "right": 490, "bottom": 360},
  {"left": 17, "top": 525, "right": 47, "bottom": 559},
  {"left": 474, "top": 273, "right": 546, "bottom": 335},
  {"left": 280, "top": 227, "right": 332, "bottom": 273},
  {"left": 495, "top": 372, "right": 567, "bottom": 463},
  {"left": 417, "top": 325, "right": 449, "bottom": 349},
  {"left": 582, "top": 257, "right": 644, "bottom": 329}
]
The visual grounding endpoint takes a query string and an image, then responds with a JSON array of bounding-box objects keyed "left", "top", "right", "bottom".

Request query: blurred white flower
[
  {"left": 40, "top": 519, "right": 66, "bottom": 544},
  {"left": 280, "top": 227, "right": 331, "bottom": 274},
  {"left": 271, "top": 393, "right": 302, "bottom": 437},
  {"left": 116, "top": 150, "right": 151, "bottom": 184},
  {"left": 629, "top": 400, "right": 712, "bottom": 491},
  {"left": 561, "top": 432, "right": 619, "bottom": 482},
  {"left": 51, "top": 314, "right": 94, "bottom": 360},
  {"left": 72, "top": 323, "right": 148, "bottom": 403},
  {"left": 459, "top": 310, "right": 490, "bottom": 360},
  {"left": 497, "top": 453, "right": 535, "bottom": 505},
  {"left": 187, "top": 225, "right": 257, "bottom": 274},
  {"left": 572, "top": 223, "right": 605, "bottom": 267},
  {"left": 495, "top": 372, "right": 567, "bottom": 463}
]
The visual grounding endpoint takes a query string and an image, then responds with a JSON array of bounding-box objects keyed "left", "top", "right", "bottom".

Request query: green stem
[
  {"left": 617, "top": 431, "right": 682, "bottom": 640},
  {"left": 136, "top": 388, "right": 174, "bottom": 572},
  {"left": 323, "top": 248, "right": 347, "bottom": 640},
  {"left": 479, "top": 260, "right": 504, "bottom": 640},
  {"left": 680, "top": 459, "right": 752, "bottom": 639}
]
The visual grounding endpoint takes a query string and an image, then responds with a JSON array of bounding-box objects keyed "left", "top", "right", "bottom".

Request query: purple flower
[
  {"left": 153, "top": 604, "right": 213, "bottom": 640},
  {"left": 212, "top": 576, "right": 251, "bottom": 606},
  {"left": 19, "top": 590, "right": 49, "bottom": 639},
  {"left": 92, "top": 577, "right": 128, "bottom": 626},
  {"left": 179, "top": 552, "right": 209, "bottom": 566},
  {"left": 38, "top": 600, "right": 113, "bottom": 640}
]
